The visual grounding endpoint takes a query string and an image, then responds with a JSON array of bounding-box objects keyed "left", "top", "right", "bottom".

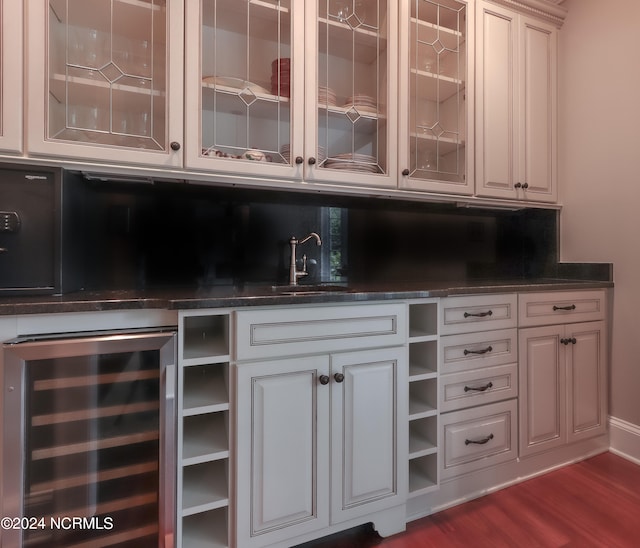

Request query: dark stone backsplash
[{"left": 73, "top": 172, "right": 561, "bottom": 291}]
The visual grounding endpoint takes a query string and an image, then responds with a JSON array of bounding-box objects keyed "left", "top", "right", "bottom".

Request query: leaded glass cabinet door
[
  {"left": 0, "top": 0, "right": 23, "bottom": 154},
  {"left": 27, "top": 1, "right": 184, "bottom": 167},
  {"left": 305, "top": 0, "right": 397, "bottom": 188},
  {"left": 399, "top": 0, "right": 473, "bottom": 195},
  {"left": 184, "top": 0, "right": 304, "bottom": 179}
]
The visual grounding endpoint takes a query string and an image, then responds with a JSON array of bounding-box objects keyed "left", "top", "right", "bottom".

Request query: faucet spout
[
  {"left": 298, "top": 232, "right": 322, "bottom": 246},
  {"left": 289, "top": 232, "right": 322, "bottom": 285}
]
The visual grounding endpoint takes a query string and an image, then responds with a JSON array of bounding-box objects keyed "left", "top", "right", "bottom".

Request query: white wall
[{"left": 559, "top": 0, "right": 640, "bottom": 425}]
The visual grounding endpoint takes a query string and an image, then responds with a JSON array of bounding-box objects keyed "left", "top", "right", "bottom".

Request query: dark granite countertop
[{"left": 0, "top": 278, "right": 613, "bottom": 316}]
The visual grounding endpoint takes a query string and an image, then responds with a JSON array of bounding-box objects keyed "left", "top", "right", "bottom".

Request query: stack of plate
[
  {"left": 271, "top": 58, "right": 291, "bottom": 98},
  {"left": 280, "top": 144, "right": 327, "bottom": 164},
  {"left": 343, "top": 94, "right": 377, "bottom": 114},
  {"left": 318, "top": 86, "right": 337, "bottom": 107},
  {"left": 324, "top": 153, "right": 379, "bottom": 173}
]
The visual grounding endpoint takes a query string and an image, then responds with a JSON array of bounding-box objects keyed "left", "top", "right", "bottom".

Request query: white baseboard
[{"left": 609, "top": 416, "right": 640, "bottom": 465}]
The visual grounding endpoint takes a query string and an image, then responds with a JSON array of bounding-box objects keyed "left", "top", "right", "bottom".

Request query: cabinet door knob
[
  {"left": 522, "top": 182, "right": 529, "bottom": 189},
  {"left": 402, "top": 168, "right": 410, "bottom": 176},
  {"left": 170, "top": 141, "right": 181, "bottom": 151},
  {"left": 308, "top": 157, "right": 317, "bottom": 165},
  {"left": 334, "top": 373, "right": 345, "bottom": 383},
  {"left": 295, "top": 156, "right": 304, "bottom": 165},
  {"left": 319, "top": 375, "right": 330, "bottom": 385},
  {"left": 514, "top": 182, "right": 522, "bottom": 189}
]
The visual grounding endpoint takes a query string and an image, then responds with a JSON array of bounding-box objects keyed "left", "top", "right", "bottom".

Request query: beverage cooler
[{"left": 1, "top": 329, "right": 176, "bottom": 548}]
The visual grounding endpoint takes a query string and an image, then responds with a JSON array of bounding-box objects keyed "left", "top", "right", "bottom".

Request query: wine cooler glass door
[{"left": 1, "top": 330, "right": 176, "bottom": 548}]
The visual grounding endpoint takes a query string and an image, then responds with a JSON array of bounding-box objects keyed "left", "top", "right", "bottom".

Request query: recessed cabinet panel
[{"left": 0, "top": 0, "right": 23, "bottom": 153}]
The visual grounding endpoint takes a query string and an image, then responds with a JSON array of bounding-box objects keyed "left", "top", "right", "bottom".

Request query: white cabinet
[
  {"left": 476, "top": 1, "right": 558, "bottom": 202},
  {"left": 234, "top": 303, "right": 407, "bottom": 548},
  {"left": 407, "top": 299, "right": 440, "bottom": 496},
  {"left": 177, "top": 310, "right": 231, "bottom": 548},
  {"left": 438, "top": 293, "right": 518, "bottom": 479},
  {"left": 518, "top": 291, "right": 607, "bottom": 458},
  {"left": 0, "top": 0, "right": 23, "bottom": 154},
  {"left": 27, "top": 0, "right": 185, "bottom": 167},
  {"left": 398, "top": 0, "right": 473, "bottom": 195},
  {"left": 185, "top": 0, "right": 398, "bottom": 188}
]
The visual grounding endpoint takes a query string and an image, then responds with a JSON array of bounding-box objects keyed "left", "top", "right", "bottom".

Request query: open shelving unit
[
  {"left": 178, "top": 310, "right": 231, "bottom": 548},
  {"left": 407, "top": 299, "right": 440, "bottom": 497}
]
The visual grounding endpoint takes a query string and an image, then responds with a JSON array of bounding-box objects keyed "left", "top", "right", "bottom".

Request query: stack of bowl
[{"left": 271, "top": 58, "right": 290, "bottom": 97}]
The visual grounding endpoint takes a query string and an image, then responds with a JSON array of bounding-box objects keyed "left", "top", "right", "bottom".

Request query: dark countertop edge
[{"left": 0, "top": 279, "right": 614, "bottom": 316}]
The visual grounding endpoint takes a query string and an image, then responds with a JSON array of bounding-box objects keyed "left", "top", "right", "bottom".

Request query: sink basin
[{"left": 271, "top": 284, "right": 350, "bottom": 296}]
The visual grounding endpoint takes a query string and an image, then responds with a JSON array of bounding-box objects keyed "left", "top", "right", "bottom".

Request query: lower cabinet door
[
  {"left": 567, "top": 321, "right": 607, "bottom": 443},
  {"left": 519, "top": 325, "right": 566, "bottom": 457},
  {"left": 235, "top": 355, "right": 331, "bottom": 548},
  {"left": 330, "top": 347, "right": 408, "bottom": 523}
]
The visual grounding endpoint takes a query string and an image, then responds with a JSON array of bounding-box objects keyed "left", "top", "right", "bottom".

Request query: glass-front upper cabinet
[
  {"left": 0, "top": 0, "right": 23, "bottom": 154},
  {"left": 305, "top": 0, "right": 397, "bottom": 188},
  {"left": 184, "top": 0, "right": 304, "bottom": 179},
  {"left": 398, "top": 0, "right": 473, "bottom": 195},
  {"left": 27, "top": 0, "right": 184, "bottom": 167}
]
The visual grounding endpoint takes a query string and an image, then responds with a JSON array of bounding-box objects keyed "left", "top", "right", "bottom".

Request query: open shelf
[
  {"left": 409, "top": 302, "right": 438, "bottom": 340},
  {"left": 183, "top": 364, "right": 229, "bottom": 416},
  {"left": 182, "top": 412, "right": 229, "bottom": 465},
  {"left": 409, "top": 417, "right": 438, "bottom": 459},
  {"left": 182, "top": 507, "right": 229, "bottom": 548},
  {"left": 182, "top": 314, "right": 230, "bottom": 363},
  {"left": 409, "top": 340, "right": 438, "bottom": 379},
  {"left": 409, "top": 453, "right": 438, "bottom": 496},
  {"left": 182, "top": 460, "right": 229, "bottom": 516},
  {"left": 409, "top": 379, "right": 438, "bottom": 420}
]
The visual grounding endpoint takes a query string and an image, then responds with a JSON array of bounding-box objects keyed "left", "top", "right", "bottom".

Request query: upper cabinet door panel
[
  {"left": 476, "top": 1, "right": 557, "bottom": 203},
  {"left": 520, "top": 16, "right": 557, "bottom": 202},
  {"left": 398, "top": 0, "right": 473, "bottom": 196},
  {"left": 0, "top": 0, "right": 23, "bottom": 154},
  {"left": 304, "top": 0, "right": 397, "bottom": 188},
  {"left": 184, "top": 0, "right": 305, "bottom": 179},
  {"left": 476, "top": 4, "right": 516, "bottom": 198},
  {"left": 27, "top": 0, "right": 184, "bottom": 167}
]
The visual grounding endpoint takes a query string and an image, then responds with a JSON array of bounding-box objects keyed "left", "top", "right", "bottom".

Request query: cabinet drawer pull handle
[
  {"left": 319, "top": 375, "right": 330, "bottom": 385},
  {"left": 464, "top": 382, "right": 494, "bottom": 393},
  {"left": 553, "top": 304, "right": 576, "bottom": 311},
  {"left": 463, "top": 310, "right": 493, "bottom": 318},
  {"left": 465, "top": 433, "right": 494, "bottom": 446},
  {"left": 334, "top": 373, "right": 345, "bottom": 383},
  {"left": 463, "top": 345, "right": 493, "bottom": 356}
]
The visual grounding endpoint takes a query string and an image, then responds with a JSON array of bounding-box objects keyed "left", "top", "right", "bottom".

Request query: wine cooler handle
[{"left": 160, "top": 339, "right": 177, "bottom": 545}]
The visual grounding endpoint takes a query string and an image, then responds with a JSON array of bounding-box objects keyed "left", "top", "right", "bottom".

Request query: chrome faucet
[{"left": 289, "top": 232, "right": 322, "bottom": 285}]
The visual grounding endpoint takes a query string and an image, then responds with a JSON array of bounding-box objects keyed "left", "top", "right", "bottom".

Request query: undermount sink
[{"left": 271, "top": 284, "right": 350, "bottom": 296}]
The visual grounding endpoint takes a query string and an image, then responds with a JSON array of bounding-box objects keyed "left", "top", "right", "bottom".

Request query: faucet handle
[{"left": 302, "top": 254, "right": 307, "bottom": 272}]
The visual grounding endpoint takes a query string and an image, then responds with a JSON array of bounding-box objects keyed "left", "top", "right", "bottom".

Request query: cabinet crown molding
[{"left": 486, "top": 0, "right": 568, "bottom": 26}]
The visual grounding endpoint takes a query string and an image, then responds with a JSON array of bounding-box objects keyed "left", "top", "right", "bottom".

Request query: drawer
[
  {"left": 235, "top": 303, "right": 406, "bottom": 360},
  {"left": 441, "top": 399, "right": 517, "bottom": 479},
  {"left": 518, "top": 290, "right": 606, "bottom": 327},
  {"left": 440, "top": 328, "right": 517, "bottom": 374},
  {"left": 441, "top": 294, "right": 517, "bottom": 335},
  {"left": 440, "top": 363, "right": 518, "bottom": 413}
]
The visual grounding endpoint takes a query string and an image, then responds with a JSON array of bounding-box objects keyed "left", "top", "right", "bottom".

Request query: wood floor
[{"left": 296, "top": 452, "right": 640, "bottom": 547}]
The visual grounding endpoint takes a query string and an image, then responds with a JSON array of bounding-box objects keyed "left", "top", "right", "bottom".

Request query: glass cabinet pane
[
  {"left": 199, "top": 0, "right": 292, "bottom": 165},
  {"left": 317, "top": 0, "right": 388, "bottom": 176},
  {"left": 47, "top": 0, "right": 167, "bottom": 150},
  {"left": 409, "top": 0, "right": 466, "bottom": 183}
]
